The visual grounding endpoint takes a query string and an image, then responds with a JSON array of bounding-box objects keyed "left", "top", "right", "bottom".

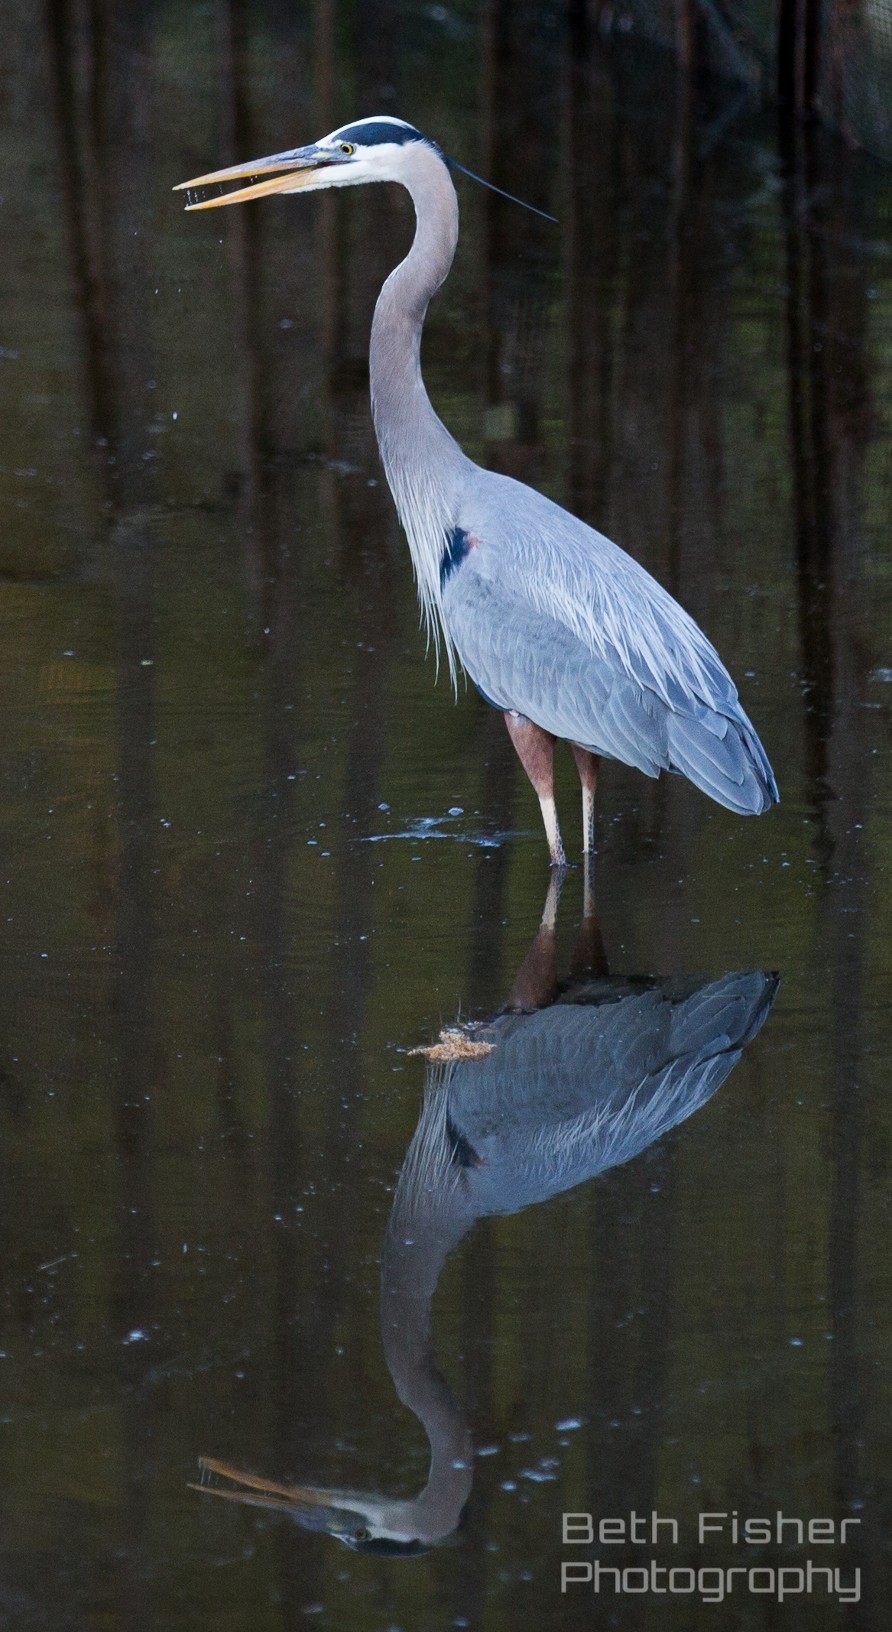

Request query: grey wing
[
  {"left": 445, "top": 472, "right": 778, "bottom": 814},
  {"left": 444, "top": 566, "right": 669, "bottom": 778}
]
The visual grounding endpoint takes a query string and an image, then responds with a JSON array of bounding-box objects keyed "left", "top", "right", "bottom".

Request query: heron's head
[
  {"left": 175, "top": 116, "right": 438, "bottom": 210},
  {"left": 176, "top": 115, "right": 555, "bottom": 220}
]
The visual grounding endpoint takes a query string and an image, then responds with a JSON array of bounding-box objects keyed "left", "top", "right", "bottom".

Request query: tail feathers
[{"left": 667, "top": 706, "right": 778, "bottom": 815}]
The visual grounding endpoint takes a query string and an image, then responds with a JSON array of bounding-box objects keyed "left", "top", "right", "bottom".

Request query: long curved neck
[{"left": 370, "top": 149, "right": 472, "bottom": 667}]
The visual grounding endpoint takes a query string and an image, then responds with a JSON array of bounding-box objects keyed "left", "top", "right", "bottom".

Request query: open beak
[
  {"left": 189, "top": 1456, "right": 356, "bottom": 1534},
  {"left": 174, "top": 146, "right": 340, "bottom": 210}
]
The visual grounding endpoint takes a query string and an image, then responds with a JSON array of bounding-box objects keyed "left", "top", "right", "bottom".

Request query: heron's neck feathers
[{"left": 370, "top": 149, "right": 472, "bottom": 686}]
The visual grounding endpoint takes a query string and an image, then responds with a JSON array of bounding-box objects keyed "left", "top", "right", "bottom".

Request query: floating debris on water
[{"left": 408, "top": 1027, "right": 496, "bottom": 1062}]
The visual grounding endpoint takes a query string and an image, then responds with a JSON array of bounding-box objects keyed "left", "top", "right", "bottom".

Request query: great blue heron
[
  {"left": 192, "top": 879, "right": 777, "bottom": 1551},
  {"left": 178, "top": 117, "right": 779, "bottom": 865}
]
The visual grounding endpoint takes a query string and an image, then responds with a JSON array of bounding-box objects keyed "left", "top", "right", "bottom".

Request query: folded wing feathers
[{"left": 453, "top": 471, "right": 778, "bottom": 812}]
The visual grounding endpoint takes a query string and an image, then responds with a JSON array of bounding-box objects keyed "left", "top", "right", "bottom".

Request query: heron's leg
[
  {"left": 503, "top": 710, "right": 566, "bottom": 868},
  {"left": 571, "top": 745, "right": 601, "bottom": 855}
]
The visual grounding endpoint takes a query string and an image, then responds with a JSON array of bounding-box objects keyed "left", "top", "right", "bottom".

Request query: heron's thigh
[
  {"left": 503, "top": 711, "right": 556, "bottom": 795},
  {"left": 571, "top": 744, "right": 600, "bottom": 792}
]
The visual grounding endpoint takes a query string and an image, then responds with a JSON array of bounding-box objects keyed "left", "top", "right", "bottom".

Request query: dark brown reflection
[
  {"left": 780, "top": 115, "right": 876, "bottom": 860},
  {"left": 192, "top": 871, "right": 776, "bottom": 1553},
  {"left": 44, "top": 3, "right": 163, "bottom": 1624},
  {"left": 480, "top": 0, "right": 558, "bottom": 486},
  {"left": 778, "top": 129, "right": 877, "bottom": 1623}
]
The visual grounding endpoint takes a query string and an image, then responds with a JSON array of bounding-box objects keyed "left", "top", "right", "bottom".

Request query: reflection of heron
[
  {"left": 193, "top": 879, "right": 777, "bottom": 1551},
  {"left": 177, "top": 118, "right": 778, "bottom": 866}
]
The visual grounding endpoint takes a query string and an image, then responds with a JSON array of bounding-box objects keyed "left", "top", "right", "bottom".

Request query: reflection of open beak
[
  {"left": 190, "top": 1456, "right": 354, "bottom": 1533},
  {"left": 174, "top": 147, "right": 339, "bottom": 210}
]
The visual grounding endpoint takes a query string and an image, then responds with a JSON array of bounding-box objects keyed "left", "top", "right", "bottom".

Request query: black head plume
[{"left": 445, "top": 157, "right": 557, "bottom": 223}]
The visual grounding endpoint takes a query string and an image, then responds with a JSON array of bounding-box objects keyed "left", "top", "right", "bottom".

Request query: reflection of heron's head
[{"left": 192, "top": 1457, "right": 466, "bottom": 1553}]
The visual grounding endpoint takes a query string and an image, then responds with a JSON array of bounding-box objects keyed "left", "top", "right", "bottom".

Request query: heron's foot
[{"left": 540, "top": 798, "right": 566, "bottom": 870}]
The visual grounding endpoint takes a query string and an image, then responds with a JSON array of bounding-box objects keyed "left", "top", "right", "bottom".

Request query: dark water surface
[{"left": 0, "top": 4, "right": 890, "bottom": 1629}]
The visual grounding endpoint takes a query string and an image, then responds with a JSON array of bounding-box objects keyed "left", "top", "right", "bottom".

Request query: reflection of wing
[{"left": 434, "top": 972, "right": 776, "bottom": 1215}]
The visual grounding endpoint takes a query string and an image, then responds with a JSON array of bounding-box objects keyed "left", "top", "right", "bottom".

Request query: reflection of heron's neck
[{"left": 379, "top": 1087, "right": 477, "bottom": 1535}]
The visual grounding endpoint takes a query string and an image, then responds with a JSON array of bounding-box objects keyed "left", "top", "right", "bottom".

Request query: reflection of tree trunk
[
  {"left": 260, "top": 557, "right": 312, "bottom": 1632},
  {"left": 786, "top": 124, "right": 835, "bottom": 795},
  {"left": 357, "top": 0, "right": 399, "bottom": 113},
  {"left": 675, "top": 0, "right": 698, "bottom": 77},
  {"left": 68, "top": 3, "right": 162, "bottom": 1627},
  {"left": 664, "top": 64, "right": 696, "bottom": 598},
  {"left": 215, "top": 0, "right": 267, "bottom": 613},
  {"left": 197, "top": 30, "right": 321, "bottom": 1620},
  {"left": 780, "top": 116, "right": 862, "bottom": 857},
  {"left": 633, "top": 1148, "right": 677, "bottom": 1527},
  {"left": 44, "top": 0, "right": 162, "bottom": 1619},
  {"left": 564, "top": 9, "right": 617, "bottom": 524},
  {"left": 480, "top": 0, "right": 553, "bottom": 484},
  {"left": 828, "top": 854, "right": 870, "bottom": 1632},
  {"left": 824, "top": 566, "right": 870, "bottom": 1630},
  {"left": 802, "top": 0, "right": 823, "bottom": 113},
  {"left": 320, "top": 3, "right": 400, "bottom": 1096},
  {"left": 824, "top": 0, "right": 863, "bottom": 148},
  {"left": 778, "top": 0, "right": 825, "bottom": 115},
  {"left": 664, "top": 64, "right": 726, "bottom": 613},
  {"left": 43, "top": 0, "right": 111, "bottom": 462},
  {"left": 778, "top": 0, "right": 798, "bottom": 107},
  {"left": 781, "top": 114, "right": 875, "bottom": 1627},
  {"left": 111, "top": 519, "right": 158, "bottom": 1632},
  {"left": 315, "top": 0, "right": 344, "bottom": 552},
  {"left": 821, "top": 136, "right": 873, "bottom": 1631},
  {"left": 585, "top": 1167, "right": 639, "bottom": 1513}
]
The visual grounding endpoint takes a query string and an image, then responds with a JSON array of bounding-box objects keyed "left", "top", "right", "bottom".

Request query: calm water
[{"left": 0, "top": 4, "right": 890, "bottom": 1629}]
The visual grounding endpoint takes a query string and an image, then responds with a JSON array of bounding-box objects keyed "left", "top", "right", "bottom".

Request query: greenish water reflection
[{"left": 0, "top": 2, "right": 889, "bottom": 1629}]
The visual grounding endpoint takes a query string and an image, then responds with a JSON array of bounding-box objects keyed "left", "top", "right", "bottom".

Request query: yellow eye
[
  {"left": 354, "top": 1526, "right": 370, "bottom": 1541},
  {"left": 340, "top": 142, "right": 355, "bottom": 155}
]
